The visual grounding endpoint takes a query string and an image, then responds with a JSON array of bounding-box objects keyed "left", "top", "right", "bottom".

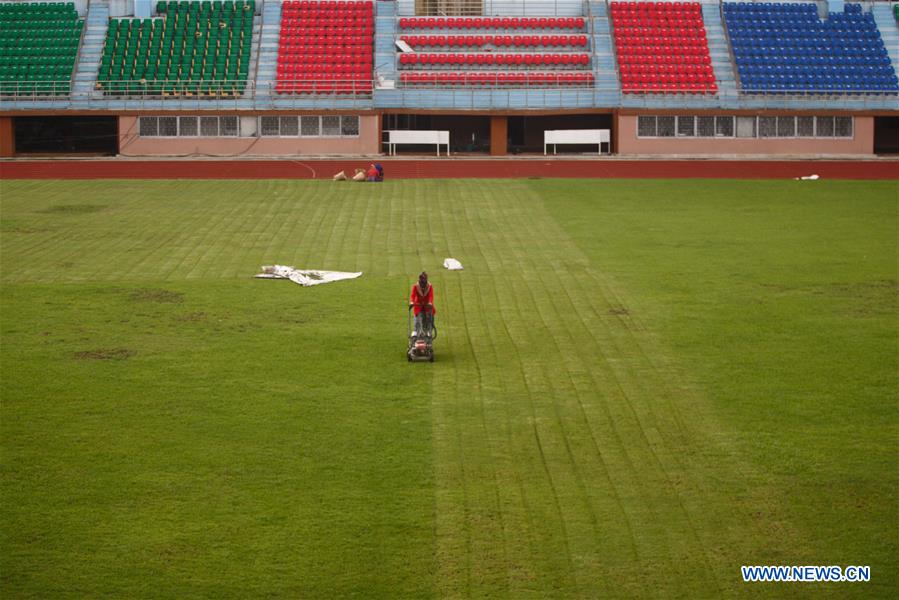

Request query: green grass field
[{"left": 1, "top": 178, "right": 896, "bottom": 598}]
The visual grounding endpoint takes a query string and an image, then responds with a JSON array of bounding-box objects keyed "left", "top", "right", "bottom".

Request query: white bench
[
  {"left": 384, "top": 130, "right": 450, "bottom": 156},
  {"left": 544, "top": 129, "right": 611, "bottom": 155}
]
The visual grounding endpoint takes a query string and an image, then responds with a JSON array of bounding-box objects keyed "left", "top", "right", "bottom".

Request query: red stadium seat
[
  {"left": 275, "top": 1, "right": 374, "bottom": 95},
  {"left": 393, "top": 10, "right": 597, "bottom": 89},
  {"left": 610, "top": 1, "right": 715, "bottom": 94}
]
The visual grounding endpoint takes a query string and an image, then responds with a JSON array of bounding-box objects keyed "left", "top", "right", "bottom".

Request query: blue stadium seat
[{"left": 724, "top": 1, "right": 898, "bottom": 95}]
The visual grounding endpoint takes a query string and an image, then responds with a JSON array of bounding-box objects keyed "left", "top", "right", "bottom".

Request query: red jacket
[{"left": 410, "top": 283, "right": 435, "bottom": 316}]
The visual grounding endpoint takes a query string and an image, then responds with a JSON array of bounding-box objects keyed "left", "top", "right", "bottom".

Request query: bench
[
  {"left": 544, "top": 129, "right": 610, "bottom": 155},
  {"left": 384, "top": 130, "right": 450, "bottom": 156}
]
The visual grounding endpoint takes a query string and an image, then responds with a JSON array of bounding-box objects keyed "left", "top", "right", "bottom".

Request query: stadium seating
[
  {"left": 399, "top": 72, "right": 594, "bottom": 86},
  {"left": 0, "top": 2, "right": 84, "bottom": 96},
  {"left": 401, "top": 34, "right": 589, "bottom": 49},
  {"left": 724, "top": 2, "right": 899, "bottom": 94},
  {"left": 610, "top": 1, "right": 717, "bottom": 94},
  {"left": 275, "top": 0, "right": 374, "bottom": 95},
  {"left": 396, "top": 12, "right": 592, "bottom": 87},
  {"left": 97, "top": 0, "right": 254, "bottom": 97},
  {"left": 400, "top": 53, "right": 591, "bottom": 67}
]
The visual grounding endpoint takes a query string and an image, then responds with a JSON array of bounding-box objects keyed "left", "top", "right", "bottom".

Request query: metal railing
[{"left": 2, "top": 78, "right": 897, "bottom": 110}]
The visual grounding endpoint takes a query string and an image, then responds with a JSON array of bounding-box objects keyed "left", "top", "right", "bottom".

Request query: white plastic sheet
[
  {"left": 256, "top": 265, "right": 362, "bottom": 287},
  {"left": 443, "top": 258, "right": 464, "bottom": 271}
]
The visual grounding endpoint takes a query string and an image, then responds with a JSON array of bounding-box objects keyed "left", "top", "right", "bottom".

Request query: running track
[{"left": 1, "top": 159, "right": 896, "bottom": 179}]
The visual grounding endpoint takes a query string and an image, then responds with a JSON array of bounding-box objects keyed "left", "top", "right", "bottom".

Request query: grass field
[{"left": 1, "top": 178, "right": 896, "bottom": 598}]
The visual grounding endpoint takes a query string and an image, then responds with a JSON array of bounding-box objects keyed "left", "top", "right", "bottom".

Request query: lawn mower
[{"left": 407, "top": 304, "right": 437, "bottom": 362}]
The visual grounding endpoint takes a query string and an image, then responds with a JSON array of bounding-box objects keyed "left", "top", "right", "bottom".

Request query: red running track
[{"left": 1, "top": 158, "right": 896, "bottom": 180}]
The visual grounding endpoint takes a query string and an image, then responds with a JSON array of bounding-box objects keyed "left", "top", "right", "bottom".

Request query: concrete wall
[
  {"left": 616, "top": 114, "right": 875, "bottom": 155},
  {"left": 109, "top": 0, "right": 134, "bottom": 18},
  {"left": 0, "top": 117, "right": 14, "bottom": 157},
  {"left": 118, "top": 114, "right": 382, "bottom": 156}
]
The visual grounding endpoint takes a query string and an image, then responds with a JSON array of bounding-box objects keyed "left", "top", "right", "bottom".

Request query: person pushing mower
[{"left": 408, "top": 271, "right": 437, "bottom": 362}]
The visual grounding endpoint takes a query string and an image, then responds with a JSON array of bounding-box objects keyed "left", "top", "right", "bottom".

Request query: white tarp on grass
[
  {"left": 256, "top": 265, "right": 362, "bottom": 287},
  {"left": 443, "top": 258, "right": 464, "bottom": 271}
]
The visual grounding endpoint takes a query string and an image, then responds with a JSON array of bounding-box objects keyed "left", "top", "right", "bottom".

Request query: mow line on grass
[
  {"left": 424, "top": 181, "right": 813, "bottom": 596},
  {"left": 5, "top": 179, "right": 885, "bottom": 598}
]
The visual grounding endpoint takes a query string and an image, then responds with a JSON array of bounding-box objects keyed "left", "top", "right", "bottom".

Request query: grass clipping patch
[
  {"left": 129, "top": 289, "right": 184, "bottom": 304},
  {"left": 42, "top": 204, "right": 107, "bottom": 214},
  {"left": 73, "top": 348, "right": 136, "bottom": 361}
]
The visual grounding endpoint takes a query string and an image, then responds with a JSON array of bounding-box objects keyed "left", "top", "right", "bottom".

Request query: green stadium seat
[
  {"left": 96, "top": 1, "right": 252, "bottom": 98},
  {"left": 0, "top": 2, "right": 83, "bottom": 96}
]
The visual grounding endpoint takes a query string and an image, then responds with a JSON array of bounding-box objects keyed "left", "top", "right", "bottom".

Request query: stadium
[{"left": 1, "top": 0, "right": 897, "bottom": 597}]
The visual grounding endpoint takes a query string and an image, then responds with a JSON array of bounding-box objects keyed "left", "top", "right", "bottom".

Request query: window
[
  {"left": 179, "top": 117, "right": 198, "bottom": 137},
  {"left": 261, "top": 116, "right": 359, "bottom": 137},
  {"left": 834, "top": 116, "right": 853, "bottom": 138},
  {"left": 220, "top": 116, "right": 239, "bottom": 137},
  {"left": 638, "top": 115, "right": 734, "bottom": 138},
  {"left": 797, "top": 116, "right": 814, "bottom": 137},
  {"left": 139, "top": 116, "right": 245, "bottom": 137},
  {"left": 715, "top": 116, "right": 734, "bottom": 137},
  {"left": 321, "top": 115, "right": 341, "bottom": 136},
  {"left": 341, "top": 116, "right": 360, "bottom": 137},
  {"left": 260, "top": 116, "right": 280, "bottom": 136},
  {"left": 677, "top": 116, "right": 695, "bottom": 137},
  {"left": 301, "top": 116, "right": 320, "bottom": 136},
  {"left": 280, "top": 116, "right": 299, "bottom": 137},
  {"left": 816, "top": 116, "right": 835, "bottom": 137},
  {"left": 758, "top": 116, "right": 777, "bottom": 138},
  {"left": 697, "top": 116, "right": 715, "bottom": 138},
  {"left": 158, "top": 116, "right": 177, "bottom": 137},
  {"left": 736, "top": 116, "right": 756, "bottom": 138},
  {"left": 139, "top": 116, "right": 158, "bottom": 137},
  {"left": 657, "top": 116, "right": 675, "bottom": 137},
  {"left": 777, "top": 116, "right": 795, "bottom": 137},
  {"left": 631, "top": 115, "right": 852, "bottom": 141},
  {"left": 138, "top": 115, "right": 364, "bottom": 139},
  {"left": 637, "top": 116, "right": 657, "bottom": 137},
  {"left": 200, "top": 116, "right": 219, "bottom": 137}
]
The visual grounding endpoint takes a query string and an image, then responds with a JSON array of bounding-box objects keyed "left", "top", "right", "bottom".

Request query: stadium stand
[
  {"left": 253, "top": 0, "right": 281, "bottom": 98},
  {"left": 588, "top": 1, "right": 621, "bottom": 103},
  {"left": 701, "top": 1, "right": 737, "bottom": 98},
  {"left": 868, "top": 2, "right": 898, "bottom": 84},
  {"left": 97, "top": 0, "right": 254, "bottom": 97},
  {"left": 71, "top": 0, "right": 111, "bottom": 103},
  {"left": 396, "top": 13, "right": 594, "bottom": 87},
  {"left": 0, "top": 1, "right": 84, "bottom": 96},
  {"left": 724, "top": 2, "right": 899, "bottom": 94},
  {"left": 275, "top": 0, "right": 374, "bottom": 95},
  {"left": 610, "top": 1, "right": 718, "bottom": 94}
]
